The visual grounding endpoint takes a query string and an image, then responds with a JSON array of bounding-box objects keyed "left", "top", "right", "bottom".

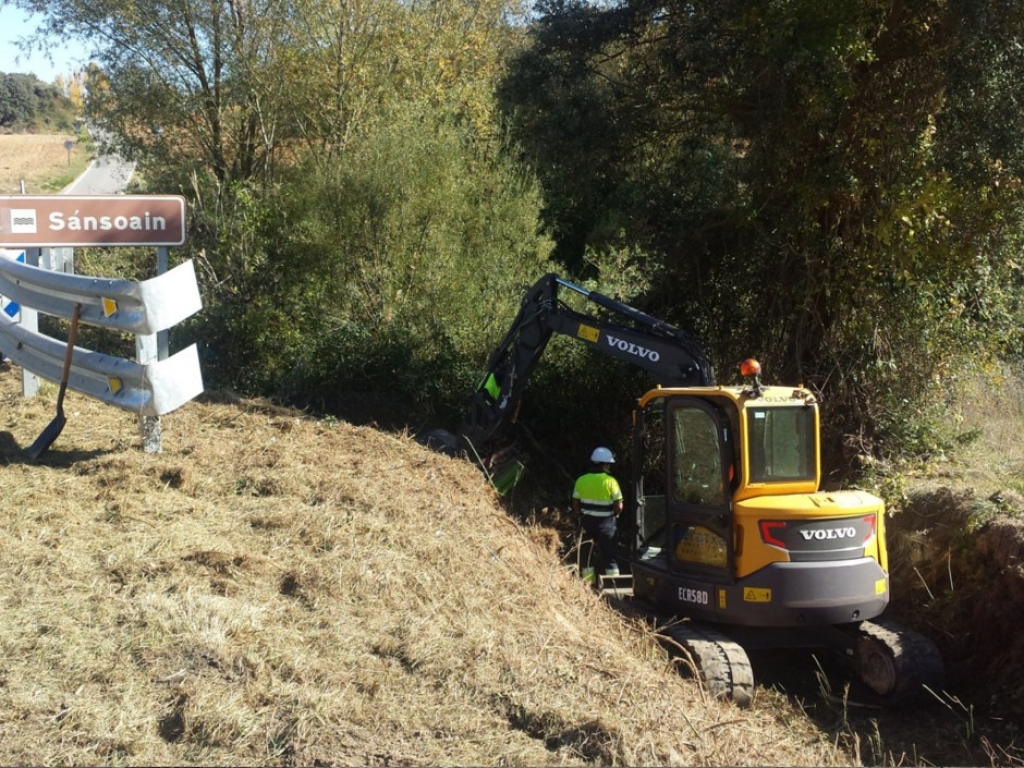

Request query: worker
[{"left": 572, "top": 446, "right": 624, "bottom": 583}]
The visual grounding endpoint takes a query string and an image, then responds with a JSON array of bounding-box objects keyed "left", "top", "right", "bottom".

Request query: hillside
[
  {"left": 0, "top": 363, "right": 846, "bottom": 766},
  {"left": 0, "top": 361, "right": 1021, "bottom": 766}
]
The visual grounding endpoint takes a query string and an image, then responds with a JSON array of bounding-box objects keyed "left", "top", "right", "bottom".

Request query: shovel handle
[{"left": 55, "top": 303, "right": 82, "bottom": 410}]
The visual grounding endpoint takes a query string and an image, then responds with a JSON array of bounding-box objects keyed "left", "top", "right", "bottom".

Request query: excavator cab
[
  {"left": 633, "top": 394, "right": 736, "bottom": 579},
  {"left": 630, "top": 377, "right": 892, "bottom": 627}
]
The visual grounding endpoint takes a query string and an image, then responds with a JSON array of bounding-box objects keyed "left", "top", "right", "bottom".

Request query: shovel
[{"left": 27, "top": 303, "right": 82, "bottom": 460}]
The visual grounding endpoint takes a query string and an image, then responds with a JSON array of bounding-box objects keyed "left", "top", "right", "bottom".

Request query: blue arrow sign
[{"left": 0, "top": 250, "right": 25, "bottom": 318}]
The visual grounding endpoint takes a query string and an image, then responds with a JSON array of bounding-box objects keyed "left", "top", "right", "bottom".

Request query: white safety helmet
[{"left": 590, "top": 446, "right": 615, "bottom": 464}]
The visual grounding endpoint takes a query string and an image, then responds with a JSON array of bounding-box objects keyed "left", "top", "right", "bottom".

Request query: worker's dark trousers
[{"left": 580, "top": 514, "right": 618, "bottom": 573}]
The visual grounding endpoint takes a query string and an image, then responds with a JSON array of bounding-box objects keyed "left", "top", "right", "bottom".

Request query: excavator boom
[{"left": 461, "top": 274, "right": 713, "bottom": 449}]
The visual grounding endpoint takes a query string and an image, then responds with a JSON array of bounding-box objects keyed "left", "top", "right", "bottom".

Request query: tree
[
  {"left": 5, "top": 0, "right": 307, "bottom": 185},
  {"left": 500, "top": 0, "right": 1024, "bottom": 467},
  {"left": 189, "top": 101, "right": 554, "bottom": 425},
  {"left": 56, "top": 70, "right": 89, "bottom": 112},
  {"left": 0, "top": 71, "right": 74, "bottom": 128},
  {"left": 4, "top": 0, "right": 531, "bottom": 182},
  {"left": 4, "top": 0, "right": 555, "bottom": 425},
  {"left": 0, "top": 72, "right": 37, "bottom": 126}
]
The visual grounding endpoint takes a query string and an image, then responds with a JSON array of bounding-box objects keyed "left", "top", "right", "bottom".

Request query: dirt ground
[
  {"left": 888, "top": 487, "right": 1024, "bottom": 734},
  {"left": 0, "top": 132, "right": 90, "bottom": 194}
]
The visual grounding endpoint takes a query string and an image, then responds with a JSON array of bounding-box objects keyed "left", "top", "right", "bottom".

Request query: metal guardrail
[
  {"left": 0, "top": 249, "right": 204, "bottom": 419},
  {"left": 0, "top": 253, "right": 201, "bottom": 335},
  {"left": 0, "top": 313, "right": 203, "bottom": 417}
]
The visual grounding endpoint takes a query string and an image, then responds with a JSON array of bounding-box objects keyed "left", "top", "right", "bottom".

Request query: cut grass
[{"left": 0, "top": 369, "right": 852, "bottom": 767}]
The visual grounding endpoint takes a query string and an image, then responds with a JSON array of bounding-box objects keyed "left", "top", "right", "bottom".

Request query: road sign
[{"left": 0, "top": 195, "right": 187, "bottom": 247}]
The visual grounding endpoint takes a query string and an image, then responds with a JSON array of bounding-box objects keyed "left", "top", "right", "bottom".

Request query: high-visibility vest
[
  {"left": 573, "top": 472, "right": 623, "bottom": 517},
  {"left": 482, "top": 373, "right": 500, "bottom": 400}
]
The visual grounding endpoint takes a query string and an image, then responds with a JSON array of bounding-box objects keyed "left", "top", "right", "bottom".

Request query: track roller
[{"left": 662, "top": 622, "right": 755, "bottom": 707}]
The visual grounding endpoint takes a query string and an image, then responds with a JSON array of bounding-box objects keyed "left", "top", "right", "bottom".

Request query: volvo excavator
[{"left": 455, "top": 273, "right": 945, "bottom": 707}]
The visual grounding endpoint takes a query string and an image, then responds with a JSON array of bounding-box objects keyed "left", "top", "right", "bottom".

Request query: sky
[{"left": 0, "top": 6, "right": 92, "bottom": 83}]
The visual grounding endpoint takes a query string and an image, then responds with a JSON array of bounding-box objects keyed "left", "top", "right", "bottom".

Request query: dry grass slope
[{"left": 0, "top": 365, "right": 850, "bottom": 767}]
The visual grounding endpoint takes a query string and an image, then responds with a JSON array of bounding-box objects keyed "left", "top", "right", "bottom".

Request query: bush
[{"left": 186, "top": 103, "right": 554, "bottom": 426}]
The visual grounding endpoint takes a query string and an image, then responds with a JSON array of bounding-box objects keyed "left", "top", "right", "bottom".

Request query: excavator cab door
[
  {"left": 666, "top": 397, "right": 735, "bottom": 579},
  {"left": 633, "top": 395, "right": 735, "bottom": 582}
]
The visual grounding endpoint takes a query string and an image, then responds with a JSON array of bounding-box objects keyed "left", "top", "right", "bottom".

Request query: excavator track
[
  {"left": 661, "top": 622, "right": 755, "bottom": 708},
  {"left": 850, "top": 617, "right": 946, "bottom": 704}
]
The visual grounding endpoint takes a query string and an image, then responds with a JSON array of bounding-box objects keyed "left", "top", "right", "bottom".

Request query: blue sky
[{"left": 0, "top": 6, "right": 92, "bottom": 82}]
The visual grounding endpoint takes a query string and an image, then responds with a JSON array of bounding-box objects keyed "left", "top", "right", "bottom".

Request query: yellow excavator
[{"left": 455, "top": 273, "right": 945, "bottom": 707}]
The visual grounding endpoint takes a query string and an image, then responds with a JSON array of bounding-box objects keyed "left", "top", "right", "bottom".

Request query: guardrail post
[
  {"left": 51, "top": 246, "right": 74, "bottom": 274},
  {"left": 138, "top": 245, "right": 171, "bottom": 453},
  {"left": 136, "top": 330, "right": 162, "bottom": 453},
  {"left": 157, "top": 246, "right": 169, "bottom": 361}
]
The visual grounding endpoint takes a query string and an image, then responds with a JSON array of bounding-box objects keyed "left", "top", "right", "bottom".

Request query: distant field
[{"left": 0, "top": 133, "right": 92, "bottom": 194}]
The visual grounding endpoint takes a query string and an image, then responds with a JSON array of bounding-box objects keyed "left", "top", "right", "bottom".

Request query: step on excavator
[{"left": 449, "top": 273, "right": 945, "bottom": 707}]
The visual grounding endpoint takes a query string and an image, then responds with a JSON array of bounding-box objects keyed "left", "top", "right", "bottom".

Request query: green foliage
[
  {"left": 501, "top": 0, "right": 1024, "bottom": 472},
  {"left": 186, "top": 103, "right": 553, "bottom": 426},
  {"left": 0, "top": 71, "right": 75, "bottom": 129},
  {"left": 21, "top": 0, "right": 1024, "bottom": 483},
  {"left": 518, "top": 329, "right": 649, "bottom": 471},
  {"left": 7, "top": 0, "right": 531, "bottom": 189},
  {"left": 504, "top": 261, "right": 672, "bottom": 473},
  {"left": 282, "top": 0, "right": 530, "bottom": 151},
  {"left": 12, "top": 0, "right": 556, "bottom": 431}
]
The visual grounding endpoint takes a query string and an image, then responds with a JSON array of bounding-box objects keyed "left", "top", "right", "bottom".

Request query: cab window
[
  {"left": 747, "top": 406, "right": 816, "bottom": 483},
  {"left": 671, "top": 406, "right": 727, "bottom": 507}
]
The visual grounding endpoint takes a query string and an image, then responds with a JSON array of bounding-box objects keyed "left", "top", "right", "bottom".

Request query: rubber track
[
  {"left": 855, "top": 617, "right": 946, "bottom": 704},
  {"left": 662, "top": 623, "right": 755, "bottom": 708}
]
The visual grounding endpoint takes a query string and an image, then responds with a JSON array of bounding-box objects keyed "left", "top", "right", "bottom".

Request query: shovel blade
[
  {"left": 27, "top": 411, "right": 67, "bottom": 460},
  {"left": 26, "top": 302, "right": 80, "bottom": 461}
]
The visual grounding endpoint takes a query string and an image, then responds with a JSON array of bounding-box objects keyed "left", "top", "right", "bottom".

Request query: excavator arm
[{"left": 461, "top": 274, "right": 714, "bottom": 449}]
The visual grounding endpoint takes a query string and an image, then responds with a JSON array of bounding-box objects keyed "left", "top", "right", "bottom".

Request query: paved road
[{"left": 63, "top": 151, "right": 135, "bottom": 195}]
